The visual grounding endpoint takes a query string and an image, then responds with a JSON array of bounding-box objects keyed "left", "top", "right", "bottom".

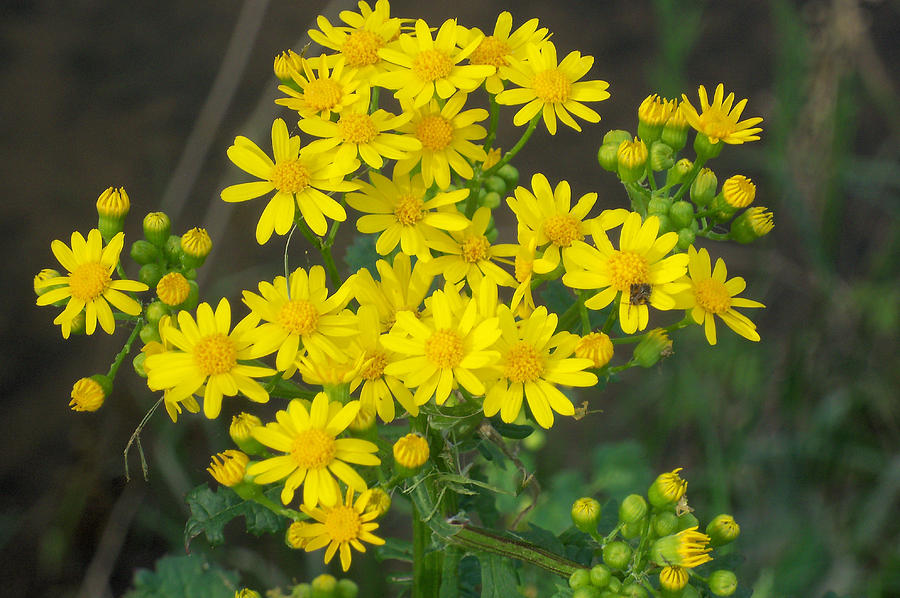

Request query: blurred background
[{"left": 2, "top": 0, "right": 898, "bottom": 596}]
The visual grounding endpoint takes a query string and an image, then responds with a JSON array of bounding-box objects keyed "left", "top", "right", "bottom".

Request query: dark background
[{"left": 2, "top": 0, "right": 898, "bottom": 596}]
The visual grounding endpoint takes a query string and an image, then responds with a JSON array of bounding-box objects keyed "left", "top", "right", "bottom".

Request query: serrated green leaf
[
  {"left": 123, "top": 553, "right": 239, "bottom": 598},
  {"left": 183, "top": 484, "right": 287, "bottom": 549},
  {"left": 477, "top": 552, "right": 519, "bottom": 597},
  {"left": 374, "top": 537, "right": 413, "bottom": 562}
]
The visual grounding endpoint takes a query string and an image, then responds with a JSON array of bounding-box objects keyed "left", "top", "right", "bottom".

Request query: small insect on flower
[{"left": 629, "top": 282, "right": 652, "bottom": 306}]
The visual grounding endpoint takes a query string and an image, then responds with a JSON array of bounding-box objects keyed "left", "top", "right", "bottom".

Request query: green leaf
[
  {"left": 435, "top": 473, "right": 511, "bottom": 496},
  {"left": 476, "top": 438, "right": 509, "bottom": 467},
  {"left": 374, "top": 536, "right": 413, "bottom": 563},
  {"left": 183, "top": 484, "right": 287, "bottom": 549},
  {"left": 124, "top": 553, "right": 239, "bottom": 598},
  {"left": 477, "top": 551, "right": 519, "bottom": 597},
  {"left": 343, "top": 231, "right": 380, "bottom": 273},
  {"left": 491, "top": 419, "right": 534, "bottom": 439}
]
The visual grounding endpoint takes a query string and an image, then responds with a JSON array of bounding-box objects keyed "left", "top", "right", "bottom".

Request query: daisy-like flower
[
  {"left": 672, "top": 246, "right": 764, "bottom": 345},
  {"left": 299, "top": 89, "right": 422, "bottom": 169},
  {"left": 275, "top": 55, "right": 363, "bottom": 120},
  {"left": 373, "top": 19, "right": 495, "bottom": 107},
  {"left": 144, "top": 299, "right": 276, "bottom": 419},
  {"left": 243, "top": 266, "right": 358, "bottom": 371},
  {"left": 424, "top": 206, "right": 517, "bottom": 289},
  {"left": 352, "top": 252, "right": 436, "bottom": 329},
  {"left": 348, "top": 305, "right": 417, "bottom": 422},
  {"left": 681, "top": 83, "right": 763, "bottom": 145},
  {"left": 308, "top": 0, "right": 403, "bottom": 79},
  {"left": 496, "top": 40, "right": 610, "bottom": 135},
  {"left": 141, "top": 316, "right": 202, "bottom": 422},
  {"left": 382, "top": 285, "right": 501, "bottom": 406},
  {"left": 221, "top": 118, "right": 359, "bottom": 243},
  {"left": 35, "top": 230, "right": 147, "bottom": 338},
  {"left": 483, "top": 306, "right": 597, "bottom": 429},
  {"left": 247, "top": 393, "right": 380, "bottom": 507},
  {"left": 346, "top": 171, "right": 469, "bottom": 261},
  {"left": 505, "top": 173, "right": 602, "bottom": 275},
  {"left": 463, "top": 11, "right": 550, "bottom": 95},
  {"left": 295, "top": 487, "right": 385, "bottom": 572},
  {"left": 562, "top": 212, "right": 689, "bottom": 334},
  {"left": 392, "top": 91, "right": 489, "bottom": 189}
]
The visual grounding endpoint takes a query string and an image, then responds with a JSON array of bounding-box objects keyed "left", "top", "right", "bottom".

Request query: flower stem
[
  {"left": 108, "top": 315, "right": 144, "bottom": 381},
  {"left": 295, "top": 215, "right": 342, "bottom": 287}
]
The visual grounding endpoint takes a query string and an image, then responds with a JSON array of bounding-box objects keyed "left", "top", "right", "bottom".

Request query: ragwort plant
[{"left": 34, "top": 2, "right": 772, "bottom": 596}]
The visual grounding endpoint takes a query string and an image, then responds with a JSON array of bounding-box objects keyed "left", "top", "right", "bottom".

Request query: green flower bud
[
  {"left": 607, "top": 576, "right": 623, "bottom": 593},
  {"left": 143, "top": 212, "right": 171, "bottom": 247},
  {"left": 648, "top": 468, "right": 688, "bottom": 508},
  {"left": 138, "top": 263, "right": 164, "bottom": 288},
  {"left": 709, "top": 194, "right": 737, "bottom": 223},
  {"left": 130, "top": 240, "right": 161, "bottom": 265},
  {"left": 617, "top": 138, "right": 648, "bottom": 183},
  {"left": 96, "top": 187, "right": 130, "bottom": 242},
  {"left": 665, "top": 158, "right": 693, "bottom": 187},
  {"left": 163, "top": 234, "right": 183, "bottom": 264},
  {"left": 573, "top": 587, "right": 602, "bottom": 598},
  {"left": 651, "top": 527, "right": 712, "bottom": 568},
  {"left": 34, "top": 269, "right": 61, "bottom": 298},
  {"left": 690, "top": 168, "right": 717, "bottom": 207},
  {"left": 182, "top": 280, "right": 200, "bottom": 311},
  {"left": 235, "top": 589, "right": 262, "bottom": 598},
  {"left": 311, "top": 574, "right": 337, "bottom": 598},
  {"left": 652, "top": 511, "right": 679, "bottom": 537},
  {"left": 181, "top": 227, "right": 212, "bottom": 268},
  {"left": 668, "top": 201, "right": 694, "bottom": 230},
  {"left": 291, "top": 583, "right": 312, "bottom": 598},
  {"left": 485, "top": 175, "right": 507, "bottom": 195},
  {"left": 486, "top": 227, "right": 499, "bottom": 243},
  {"left": 619, "top": 494, "right": 648, "bottom": 524},
  {"left": 662, "top": 102, "right": 689, "bottom": 151},
  {"left": 571, "top": 497, "right": 602, "bottom": 533},
  {"left": 145, "top": 301, "right": 169, "bottom": 324},
  {"left": 676, "top": 228, "right": 695, "bottom": 252},
  {"left": 730, "top": 207, "right": 774, "bottom": 243},
  {"left": 393, "top": 433, "right": 430, "bottom": 477},
  {"left": 273, "top": 49, "right": 302, "bottom": 83},
  {"left": 69, "top": 311, "right": 86, "bottom": 336},
  {"left": 482, "top": 191, "right": 501, "bottom": 209},
  {"left": 335, "top": 579, "right": 359, "bottom": 598},
  {"left": 649, "top": 141, "right": 675, "bottom": 172},
  {"left": 589, "top": 564, "right": 612, "bottom": 588},
  {"left": 655, "top": 214, "right": 673, "bottom": 235},
  {"left": 496, "top": 163, "right": 519, "bottom": 188},
  {"left": 570, "top": 568, "right": 592, "bottom": 589},
  {"left": 597, "top": 142, "right": 620, "bottom": 172},
  {"left": 707, "top": 570, "right": 737, "bottom": 596},
  {"left": 706, "top": 514, "right": 740, "bottom": 547},
  {"left": 647, "top": 196, "right": 672, "bottom": 216},
  {"left": 693, "top": 132, "right": 723, "bottom": 160},
  {"left": 139, "top": 323, "right": 161, "bottom": 344},
  {"left": 603, "top": 129, "right": 633, "bottom": 147},
  {"left": 229, "top": 412, "right": 266, "bottom": 456},
  {"left": 602, "top": 540, "right": 632, "bottom": 570},
  {"left": 633, "top": 329, "right": 672, "bottom": 368},
  {"left": 621, "top": 583, "right": 649, "bottom": 598},
  {"left": 677, "top": 512, "right": 700, "bottom": 532},
  {"left": 621, "top": 520, "right": 644, "bottom": 539},
  {"left": 133, "top": 352, "right": 147, "bottom": 378}
]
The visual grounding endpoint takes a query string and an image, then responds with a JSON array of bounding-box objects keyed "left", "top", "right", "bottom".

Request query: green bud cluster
[{"left": 261, "top": 575, "right": 359, "bottom": 598}]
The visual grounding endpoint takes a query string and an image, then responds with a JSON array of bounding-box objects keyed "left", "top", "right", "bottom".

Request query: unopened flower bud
[
  {"left": 677, "top": 512, "right": 700, "bottom": 532},
  {"left": 730, "top": 207, "right": 774, "bottom": 243},
  {"left": 144, "top": 300, "right": 168, "bottom": 325},
  {"left": 230, "top": 412, "right": 266, "bottom": 455},
  {"left": 568, "top": 568, "right": 591, "bottom": 590},
  {"left": 207, "top": 450, "right": 249, "bottom": 487},
  {"left": 235, "top": 589, "right": 261, "bottom": 598},
  {"left": 273, "top": 49, "right": 303, "bottom": 83},
  {"left": 156, "top": 272, "right": 191, "bottom": 307},
  {"left": 96, "top": 187, "right": 130, "bottom": 242},
  {"left": 617, "top": 137, "right": 648, "bottom": 183},
  {"left": 638, "top": 94, "right": 675, "bottom": 143},
  {"left": 650, "top": 141, "right": 675, "bottom": 172},
  {"left": 34, "top": 269, "right": 61, "bottom": 297},
  {"left": 648, "top": 196, "right": 672, "bottom": 216},
  {"left": 286, "top": 521, "right": 313, "bottom": 549},
  {"left": 666, "top": 158, "right": 693, "bottom": 187},
  {"left": 693, "top": 132, "right": 723, "bottom": 160},
  {"left": 138, "top": 263, "right": 164, "bottom": 288},
  {"left": 597, "top": 142, "right": 620, "bottom": 172},
  {"left": 652, "top": 510, "right": 679, "bottom": 537},
  {"left": 619, "top": 494, "right": 648, "bottom": 524},
  {"left": 364, "top": 488, "right": 391, "bottom": 519},
  {"left": 496, "top": 163, "right": 519, "bottom": 188},
  {"left": 648, "top": 468, "right": 688, "bottom": 508},
  {"left": 311, "top": 574, "right": 338, "bottom": 598},
  {"left": 668, "top": 201, "right": 694, "bottom": 230},
  {"left": 603, "top": 129, "right": 633, "bottom": 147},
  {"left": 575, "top": 332, "right": 614, "bottom": 368},
  {"left": 130, "top": 239, "right": 160, "bottom": 265},
  {"left": 661, "top": 102, "right": 690, "bottom": 151},
  {"left": 633, "top": 328, "right": 672, "bottom": 368},
  {"left": 651, "top": 527, "right": 712, "bottom": 568},
  {"left": 722, "top": 175, "right": 755, "bottom": 208},
  {"left": 181, "top": 227, "right": 212, "bottom": 268},
  {"left": 142, "top": 212, "right": 171, "bottom": 248},
  {"left": 349, "top": 400, "right": 377, "bottom": 433},
  {"left": 676, "top": 228, "right": 696, "bottom": 252},
  {"left": 659, "top": 565, "right": 689, "bottom": 592},
  {"left": 393, "top": 433, "right": 429, "bottom": 475},
  {"left": 708, "top": 570, "right": 738, "bottom": 596},
  {"left": 706, "top": 514, "right": 740, "bottom": 547},
  {"left": 571, "top": 497, "right": 602, "bottom": 533},
  {"left": 602, "top": 540, "right": 632, "bottom": 570},
  {"left": 690, "top": 168, "right": 718, "bottom": 207},
  {"left": 70, "top": 374, "right": 112, "bottom": 412},
  {"left": 622, "top": 583, "right": 649, "bottom": 598},
  {"left": 336, "top": 579, "right": 359, "bottom": 598}
]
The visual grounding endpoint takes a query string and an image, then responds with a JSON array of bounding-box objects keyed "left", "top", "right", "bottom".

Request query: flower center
[
  {"left": 304, "top": 77, "right": 343, "bottom": 112},
  {"left": 694, "top": 279, "right": 731, "bottom": 314},
  {"left": 607, "top": 251, "right": 650, "bottom": 292},
  {"left": 338, "top": 113, "right": 379, "bottom": 144},
  {"left": 270, "top": 160, "right": 311, "bottom": 194},
  {"left": 542, "top": 214, "right": 581, "bottom": 247},
  {"left": 290, "top": 428, "right": 336, "bottom": 469},
  {"left": 394, "top": 194, "right": 425, "bottom": 226},
  {"left": 424, "top": 329, "right": 464, "bottom": 369},
  {"left": 460, "top": 235, "right": 491, "bottom": 263},
  {"left": 503, "top": 341, "right": 544, "bottom": 383},
  {"left": 469, "top": 35, "right": 510, "bottom": 67},
  {"left": 412, "top": 48, "right": 453, "bottom": 82},
  {"left": 415, "top": 115, "right": 453, "bottom": 151},
  {"left": 278, "top": 299, "right": 320, "bottom": 335},
  {"left": 700, "top": 111, "right": 735, "bottom": 142},
  {"left": 324, "top": 504, "right": 362, "bottom": 543},
  {"left": 342, "top": 29, "right": 384, "bottom": 67},
  {"left": 532, "top": 69, "right": 571, "bottom": 103},
  {"left": 194, "top": 334, "right": 238, "bottom": 376},
  {"left": 362, "top": 350, "right": 388, "bottom": 380},
  {"left": 69, "top": 262, "right": 111, "bottom": 302}
]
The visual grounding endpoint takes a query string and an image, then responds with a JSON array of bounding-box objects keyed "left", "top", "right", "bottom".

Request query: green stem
[
  {"left": 295, "top": 216, "right": 342, "bottom": 287},
  {"left": 697, "top": 231, "right": 729, "bottom": 241},
  {"left": 412, "top": 492, "right": 442, "bottom": 598},
  {"left": 577, "top": 291, "right": 591, "bottom": 335},
  {"left": 601, "top": 298, "right": 619, "bottom": 335},
  {"left": 108, "top": 315, "right": 144, "bottom": 380},
  {"left": 484, "top": 94, "right": 500, "bottom": 153}
]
